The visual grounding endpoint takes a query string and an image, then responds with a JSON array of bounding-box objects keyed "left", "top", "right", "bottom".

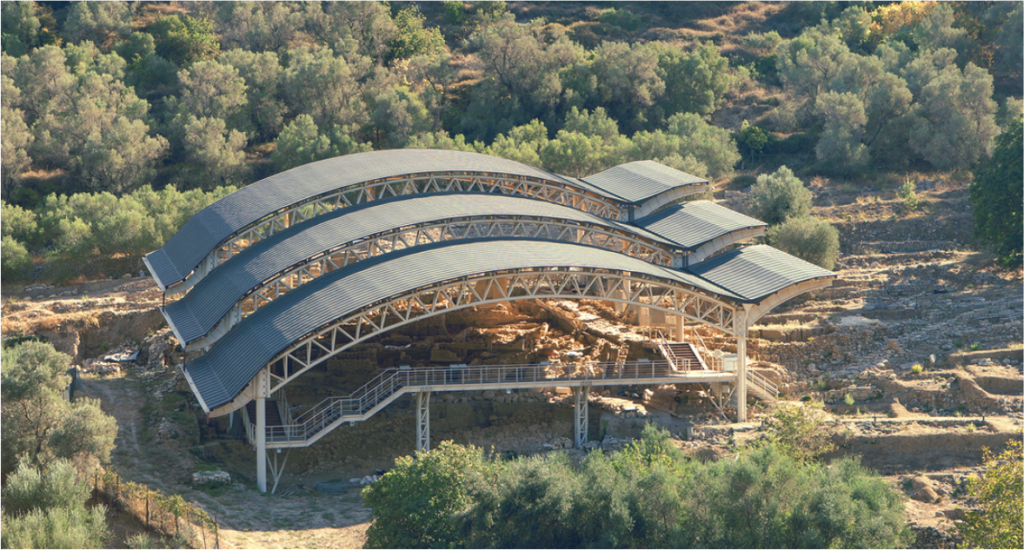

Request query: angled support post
[
  {"left": 267, "top": 449, "right": 290, "bottom": 495},
  {"left": 416, "top": 391, "right": 431, "bottom": 452},
  {"left": 255, "top": 368, "right": 270, "bottom": 493},
  {"left": 573, "top": 385, "right": 590, "bottom": 448}
]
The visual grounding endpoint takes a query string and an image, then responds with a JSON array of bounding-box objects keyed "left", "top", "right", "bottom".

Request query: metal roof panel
[
  {"left": 633, "top": 200, "right": 767, "bottom": 250},
  {"left": 582, "top": 161, "right": 707, "bottom": 204},
  {"left": 686, "top": 244, "right": 835, "bottom": 302}
]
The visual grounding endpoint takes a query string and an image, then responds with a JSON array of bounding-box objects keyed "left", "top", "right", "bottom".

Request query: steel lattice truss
[
  {"left": 265, "top": 267, "right": 736, "bottom": 395},
  {"left": 180, "top": 173, "right": 625, "bottom": 294},
  {"left": 193, "top": 216, "right": 679, "bottom": 349}
]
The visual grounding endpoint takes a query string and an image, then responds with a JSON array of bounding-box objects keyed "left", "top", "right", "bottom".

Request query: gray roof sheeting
[
  {"left": 582, "top": 161, "right": 707, "bottom": 204},
  {"left": 633, "top": 200, "right": 767, "bottom": 250},
  {"left": 144, "top": 149, "right": 615, "bottom": 290},
  {"left": 686, "top": 244, "right": 835, "bottom": 302},
  {"left": 185, "top": 238, "right": 741, "bottom": 410},
  {"left": 164, "top": 193, "right": 678, "bottom": 345}
]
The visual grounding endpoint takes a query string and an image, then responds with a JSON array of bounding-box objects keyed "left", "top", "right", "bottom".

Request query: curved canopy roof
[
  {"left": 144, "top": 150, "right": 708, "bottom": 291},
  {"left": 686, "top": 244, "right": 834, "bottom": 302},
  {"left": 581, "top": 161, "right": 708, "bottom": 204},
  {"left": 634, "top": 200, "right": 767, "bottom": 251},
  {"left": 163, "top": 193, "right": 678, "bottom": 346},
  {"left": 184, "top": 238, "right": 743, "bottom": 411}
]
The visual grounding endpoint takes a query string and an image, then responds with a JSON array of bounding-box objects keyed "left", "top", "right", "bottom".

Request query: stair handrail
[
  {"left": 687, "top": 327, "right": 721, "bottom": 370},
  {"left": 655, "top": 330, "right": 687, "bottom": 371},
  {"left": 746, "top": 369, "right": 778, "bottom": 398}
]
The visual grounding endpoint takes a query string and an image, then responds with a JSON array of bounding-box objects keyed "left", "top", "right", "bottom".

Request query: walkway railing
[{"left": 264, "top": 360, "right": 727, "bottom": 445}]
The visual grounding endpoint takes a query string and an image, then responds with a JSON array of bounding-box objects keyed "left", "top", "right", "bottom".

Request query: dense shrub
[
  {"left": 1, "top": 458, "right": 108, "bottom": 548},
  {"left": 1, "top": 341, "right": 117, "bottom": 477},
  {"left": 0, "top": 504, "right": 109, "bottom": 549},
  {"left": 746, "top": 166, "right": 812, "bottom": 225},
  {"left": 767, "top": 216, "right": 841, "bottom": 270},
  {"left": 957, "top": 439, "right": 1023, "bottom": 549},
  {"left": 2, "top": 460, "right": 90, "bottom": 516},
  {"left": 970, "top": 116, "right": 1023, "bottom": 266},
  {"left": 363, "top": 425, "right": 911, "bottom": 549},
  {"left": 363, "top": 441, "right": 487, "bottom": 549},
  {"left": 1, "top": 235, "right": 33, "bottom": 284}
]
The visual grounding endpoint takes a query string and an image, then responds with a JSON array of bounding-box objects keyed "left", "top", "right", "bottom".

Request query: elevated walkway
[{"left": 243, "top": 360, "right": 736, "bottom": 450}]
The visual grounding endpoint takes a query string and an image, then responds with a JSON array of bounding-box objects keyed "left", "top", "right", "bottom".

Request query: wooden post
[
  {"left": 214, "top": 516, "right": 220, "bottom": 549},
  {"left": 145, "top": 493, "right": 150, "bottom": 529}
]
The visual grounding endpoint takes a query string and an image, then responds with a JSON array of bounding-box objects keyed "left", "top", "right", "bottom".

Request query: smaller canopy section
[
  {"left": 687, "top": 244, "right": 834, "bottom": 303},
  {"left": 633, "top": 200, "right": 768, "bottom": 264},
  {"left": 581, "top": 160, "right": 709, "bottom": 216}
]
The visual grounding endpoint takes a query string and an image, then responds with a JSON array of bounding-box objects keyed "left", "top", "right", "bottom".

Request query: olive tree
[
  {"left": 178, "top": 116, "right": 248, "bottom": 188},
  {"left": 1, "top": 1, "right": 41, "bottom": 56},
  {"left": 62, "top": 1, "right": 133, "bottom": 50},
  {"left": 970, "top": 116, "right": 1023, "bottom": 266},
  {"left": 767, "top": 216, "right": 840, "bottom": 270},
  {"left": 1, "top": 341, "right": 117, "bottom": 477},
  {"left": 814, "top": 91, "right": 868, "bottom": 170},
  {"left": 746, "top": 166, "right": 813, "bottom": 225}
]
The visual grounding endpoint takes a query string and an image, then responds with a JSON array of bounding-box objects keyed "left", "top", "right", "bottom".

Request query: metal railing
[
  {"left": 746, "top": 369, "right": 778, "bottom": 400},
  {"left": 688, "top": 328, "right": 722, "bottom": 371},
  {"left": 264, "top": 360, "right": 720, "bottom": 444},
  {"left": 654, "top": 330, "right": 697, "bottom": 372}
]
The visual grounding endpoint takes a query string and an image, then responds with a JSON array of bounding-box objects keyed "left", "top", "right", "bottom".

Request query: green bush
[
  {"left": 1, "top": 235, "right": 33, "bottom": 284},
  {"left": 746, "top": 166, "right": 812, "bottom": 225},
  {"left": 443, "top": 1, "right": 465, "bottom": 24},
  {"left": 899, "top": 178, "right": 920, "bottom": 211},
  {"left": 958, "top": 440, "right": 1023, "bottom": 549},
  {"left": 2, "top": 460, "right": 90, "bottom": 516},
  {"left": 767, "top": 216, "right": 841, "bottom": 270},
  {"left": 362, "top": 441, "right": 487, "bottom": 549},
  {"left": 1, "top": 504, "right": 109, "bottom": 549},
  {"left": 363, "top": 426, "right": 911, "bottom": 549}
]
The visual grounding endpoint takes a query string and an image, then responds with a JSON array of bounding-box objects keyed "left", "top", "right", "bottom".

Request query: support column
[
  {"left": 573, "top": 386, "right": 589, "bottom": 448},
  {"left": 736, "top": 308, "right": 749, "bottom": 422},
  {"left": 676, "top": 314, "right": 685, "bottom": 342},
  {"left": 255, "top": 368, "right": 269, "bottom": 493},
  {"left": 416, "top": 391, "right": 431, "bottom": 451}
]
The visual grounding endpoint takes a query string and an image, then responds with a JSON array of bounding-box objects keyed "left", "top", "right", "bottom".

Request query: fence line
[{"left": 95, "top": 470, "right": 219, "bottom": 549}]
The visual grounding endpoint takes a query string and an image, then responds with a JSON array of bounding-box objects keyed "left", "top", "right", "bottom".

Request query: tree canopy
[{"left": 970, "top": 115, "right": 1023, "bottom": 266}]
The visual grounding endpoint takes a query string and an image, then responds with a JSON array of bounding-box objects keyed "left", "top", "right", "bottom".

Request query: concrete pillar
[
  {"left": 736, "top": 309, "right": 748, "bottom": 422},
  {"left": 676, "top": 314, "right": 685, "bottom": 342},
  {"left": 255, "top": 369, "right": 269, "bottom": 493}
]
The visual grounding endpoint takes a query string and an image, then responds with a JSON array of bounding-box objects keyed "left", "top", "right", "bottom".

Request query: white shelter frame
[{"left": 267, "top": 268, "right": 736, "bottom": 396}]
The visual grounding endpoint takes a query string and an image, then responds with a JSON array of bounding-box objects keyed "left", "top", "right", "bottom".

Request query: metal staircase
[
  {"left": 654, "top": 330, "right": 777, "bottom": 404},
  {"left": 745, "top": 370, "right": 778, "bottom": 403}
]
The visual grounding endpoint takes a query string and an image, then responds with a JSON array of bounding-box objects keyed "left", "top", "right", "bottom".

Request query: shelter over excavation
[{"left": 147, "top": 150, "right": 834, "bottom": 493}]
